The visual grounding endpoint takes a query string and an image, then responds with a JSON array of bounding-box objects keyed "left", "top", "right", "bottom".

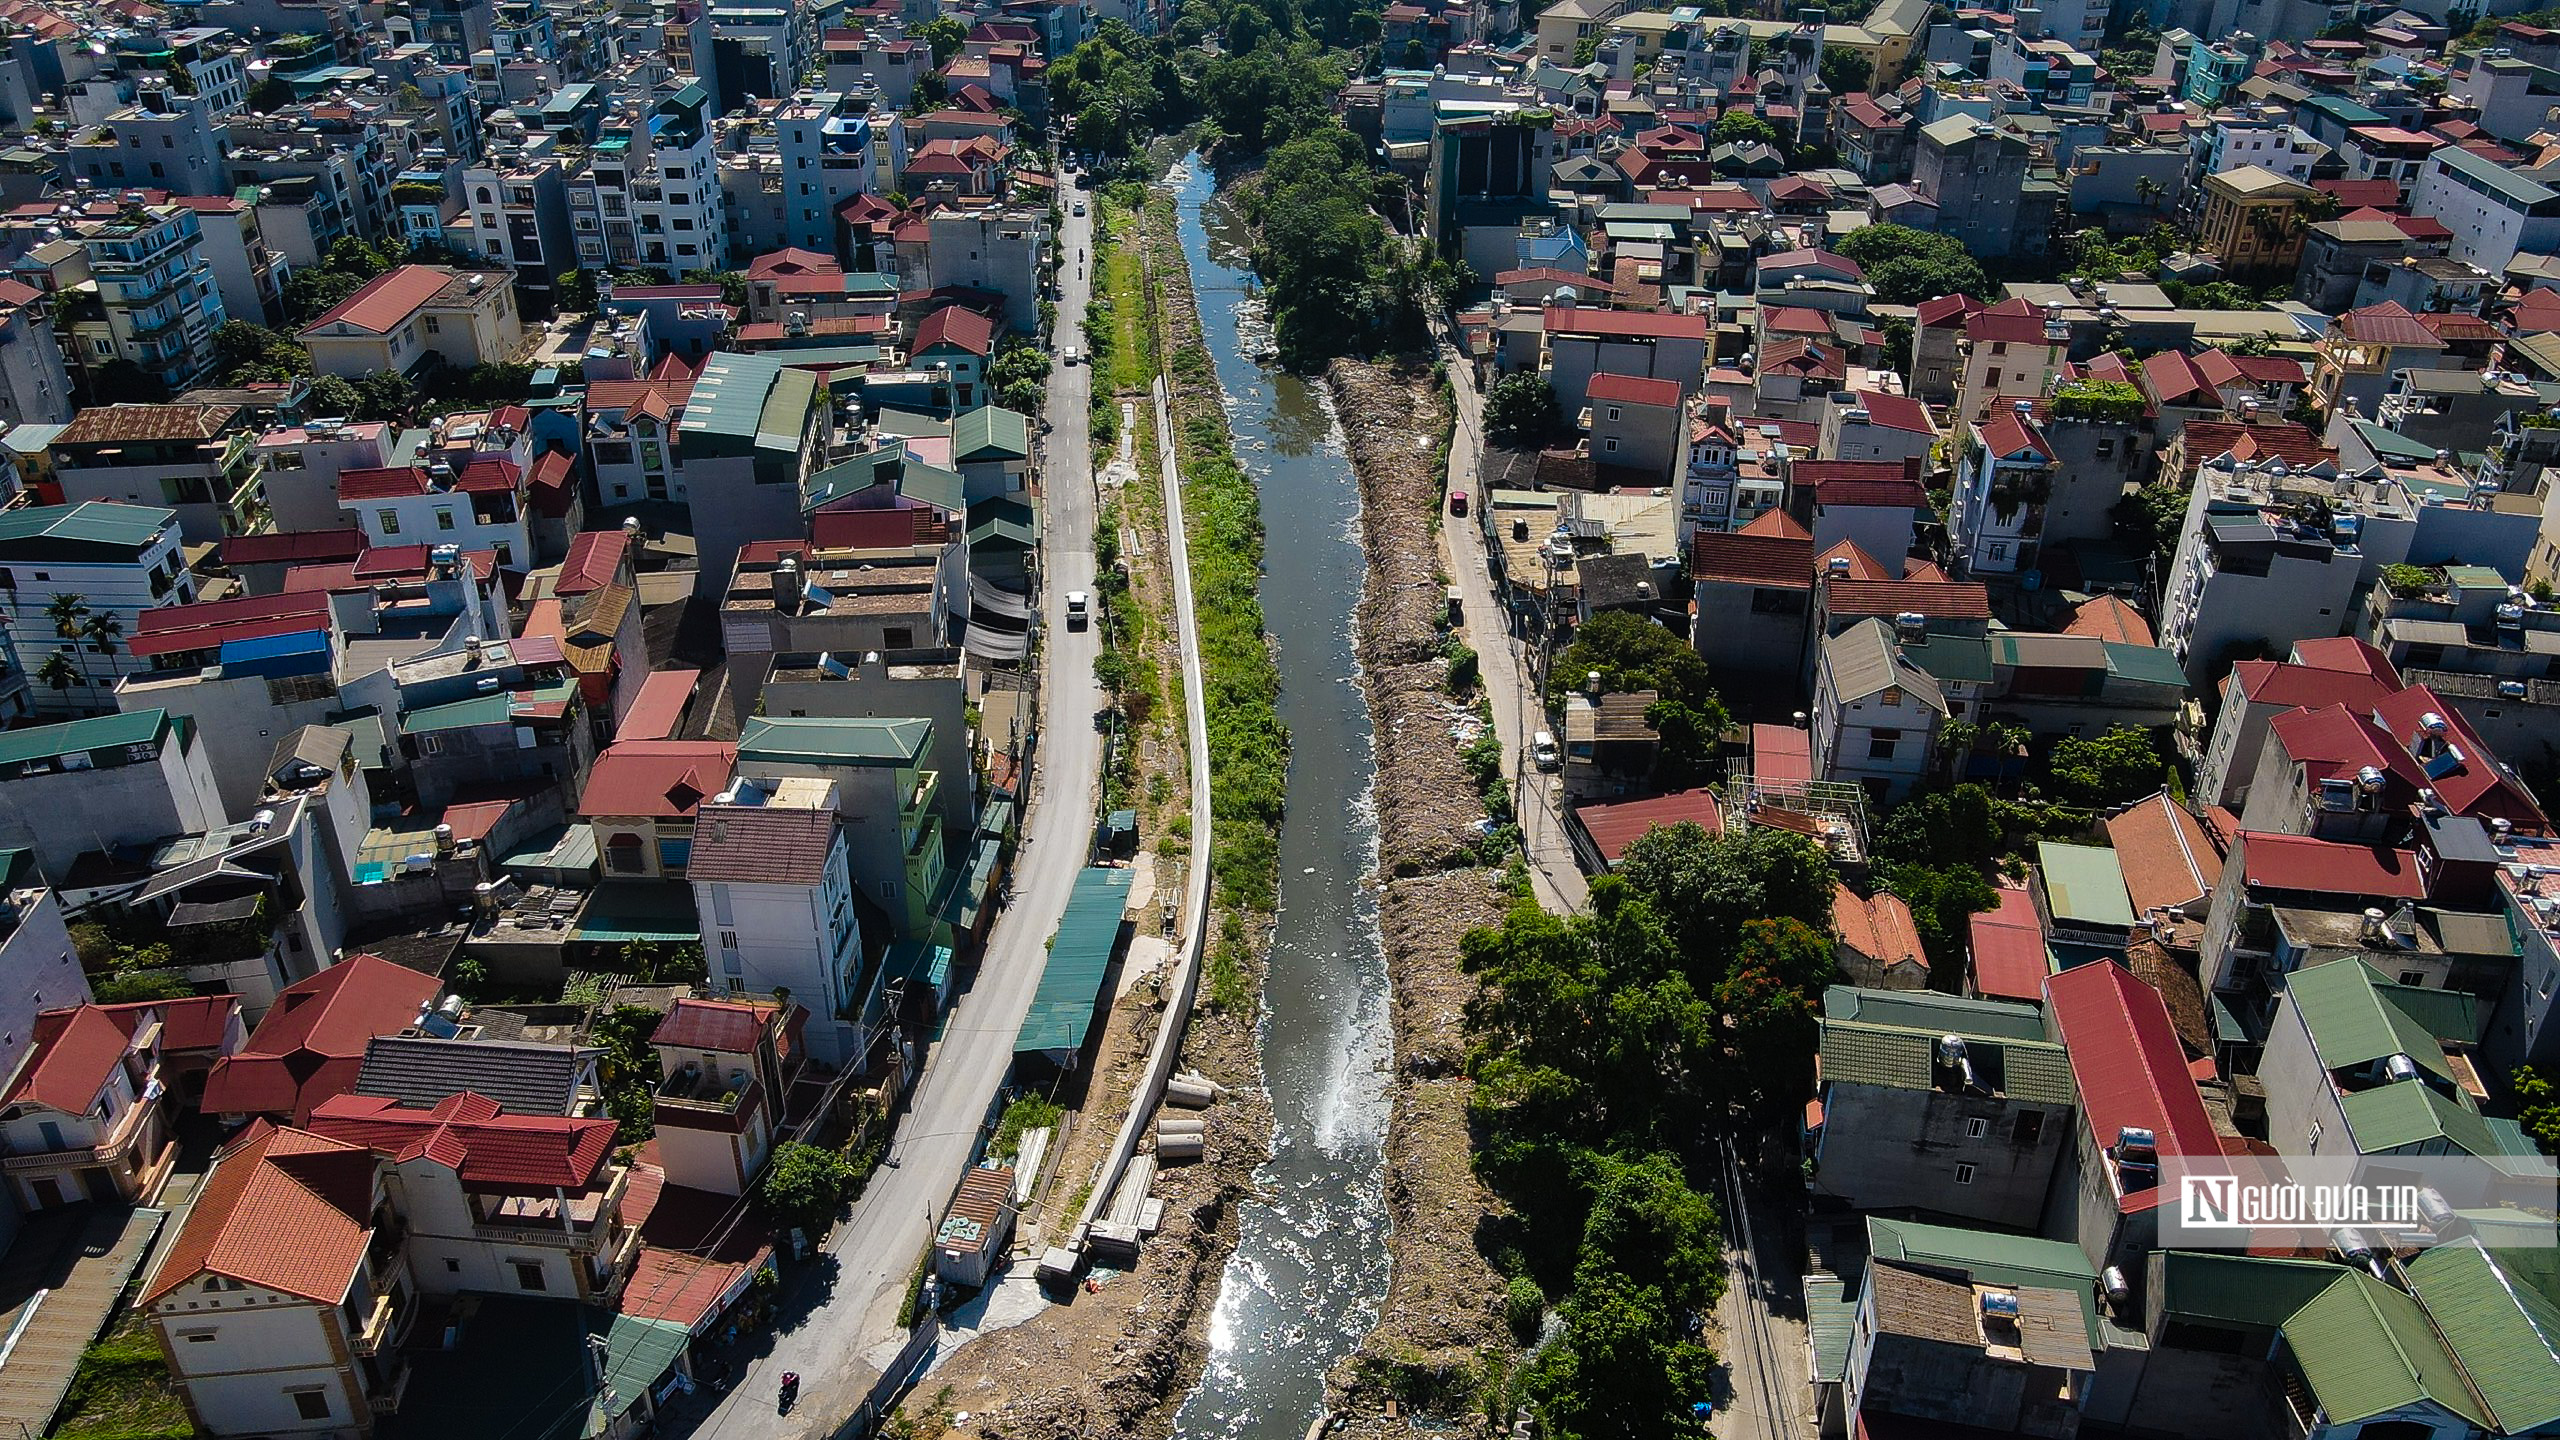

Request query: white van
[
  {"left": 1533, "top": 731, "right": 1560, "bottom": 770},
  {"left": 1066, "top": 591, "right": 1090, "bottom": 629}
]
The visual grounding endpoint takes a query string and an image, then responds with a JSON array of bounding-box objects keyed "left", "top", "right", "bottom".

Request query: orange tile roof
[
  {"left": 303, "top": 265, "right": 460, "bottom": 337},
  {"left": 143, "top": 1122, "right": 376, "bottom": 1305}
]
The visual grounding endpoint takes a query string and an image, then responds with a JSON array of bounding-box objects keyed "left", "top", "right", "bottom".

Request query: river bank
[
  {"left": 1324, "top": 356, "right": 1519, "bottom": 1434},
  {"left": 893, "top": 177, "right": 1278, "bottom": 1440}
]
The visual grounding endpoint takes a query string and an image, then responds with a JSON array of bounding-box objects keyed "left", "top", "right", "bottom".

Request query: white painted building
[
  {"left": 0, "top": 502, "right": 192, "bottom": 716},
  {"left": 687, "top": 776, "right": 862, "bottom": 1065},
  {"left": 1812, "top": 618, "right": 1948, "bottom": 802}
]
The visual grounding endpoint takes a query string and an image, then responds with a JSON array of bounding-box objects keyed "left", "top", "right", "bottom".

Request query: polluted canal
[{"left": 1166, "top": 157, "right": 1396, "bottom": 1440}]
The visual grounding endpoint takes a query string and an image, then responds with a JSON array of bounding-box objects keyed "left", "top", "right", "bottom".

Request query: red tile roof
[
  {"left": 2291, "top": 636, "right": 2401, "bottom": 685},
  {"left": 1543, "top": 304, "right": 1708, "bottom": 340},
  {"left": 1963, "top": 297, "right": 2053, "bottom": 345},
  {"left": 1762, "top": 304, "right": 1836, "bottom": 335},
  {"left": 1823, "top": 578, "right": 1993, "bottom": 619},
  {"left": 651, "top": 998, "right": 779, "bottom": 1055},
  {"left": 1760, "top": 246, "right": 1864, "bottom": 280},
  {"left": 220, "top": 530, "right": 366, "bottom": 567},
  {"left": 1739, "top": 508, "right": 1811, "bottom": 539},
  {"left": 2142, "top": 349, "right": 2216, "bottom": 405},
  {"left": 2046, "top": 959, "right": 2221, "bottom": 1207},
  {"left": 1586, "top": 372, "right": 1683, "bottom": 407},
  {"left": 1752, "top": 722, "right": 1812, "bottom": 785},
  {"left": 1914, "top": 294, "right": 1984, "bottom": 327},
  {"left": 1692, "top": 529, "right": 1813, "bottom": 586},
  {"left": 306, "top": 1091, "right": 616, "bottom": 1189},
  {"left": 745, "top": 247, "right": 838, "bottom": 279},
  {"left": 1848, "top": 391, "right": 1933, "bottom": 434},
  {"left": 1800, "top": 461, "right": 1925, "bottom": 508},
  {"left": 1969, "top": 885, "right": 2048, "bottom": 1002},
  {"left": 2239, "top": 832, "right": 2429, "bottom": 898},
  {"left": 1815, "top": 539, "right": 1893, "bottom": 580},
  {"left": 141, "top": 1122, "right": 377, "bottom": 1305},
  {"left": 2103, "top": 793, "right": 2225, "bottom": 918},
  {"left": 2336, "top": 301, "right": 2446, "bottom": 348},
  {"left": 618, "top": 668, "right": 698, "bottom": 743},
  {"left": 2064, "top": 594, "right": 2154, "bottom": 646},
  {"left": 302, "top": 265, "right": 458, "bottom": 337},
  {"left": 5, "top": 1006, "right": 134, "bottom": 1113},
  {"left": 2370, "top": 685, "right": 2548, "bottom": 828},
  {"left": 912, "top": 304, "right": 995, "bottom": 357},
  {"left": 1978, "top": 410, "right": 2053, "bottom": 462},
  {"left": 580, "top": 741, "right": 739, "bottom": 818},
  {"left": 1836, "top": 884, "right": 1927, "bottom": 974},
  {"left": 2174, "top": 421, "right": 2335, "bottom": 477},
  {"left": 558, "top": 529, "right": 630, "bottom": 596},
  {"left": 128, "top": 592, "right": 331, "bottom": 658},
  {"left": 200, "top": 955, "right": 443, "bottom": 1123},
  {"left": 1575, "top": 787, "right": 1723, "bottom": 863}
]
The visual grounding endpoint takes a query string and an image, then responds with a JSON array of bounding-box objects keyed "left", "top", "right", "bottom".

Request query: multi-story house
[
  {"left": 580, "top": 739, "right": 739, "bottom": 881},
  {"left": 69, "top": 199, "right": 229, "bottom": 398},
  {"left": 1808, "top": 986, "right": 2076, "bottom": 1228},
  {"left": 224, "top": 108, "right": 403, "bottom": 258},
  {"left": 0, "top": 995, "right": 239, "bottom": 1211},
  {"left": 68, "top": 85, "right": 227, "bottom": 198},
  {"left": 2193, "top": 164, "right": 2319, "bottom": 282},
  {"left": 2309, "top": 302, "right": 2458, "bottom": 424},
  {"left": 2408, "top": 145, "right": 2560, "bottom": 274},
  {"left": 337, "top": 456, "right": 535, "bottom": 572},
  {"left": 0, "top": 279, "right": 70, "bottom": 429},
  {"left": 1811, "top": 618, "right": 1947, "bottom": 803},
  {"left": 647, "top": 996, "right": 801, "bottom": 1195},
  {"left": 1948, "top": 406, "right": 2059, "bottom": 578},
  {"left": 1912, "top": 117, "right": 2038, "bottom": 259},
  {"left": 298, "top": 265, "right": 525, "bottom": 381},
  {"left": 736, "top": 716, "right": 949, "bottom": 941},
  {"left": 177, "top": 195, "right": 289, "bottom": 330},
  {"left": 921, "top": 209, "right": 1048, "bottom": 334},
  {"left": 51, "top": 404, "right": 263, "bottom": 545},
  {"left": 0, "top": 502, "right": 191, "bottom": 717},
  {"left": 306, "top": 1090, "right": 629, "bottom": 1299},
  {"left": 1950, "top": 299, "right": 2068, "bottom": 428},
  {"left": 577, "top": 82, "right": 726, "bottom": 277},
  {"left": 687, "top": 777, "right": 862, "bottom": 1063},
  {"left": 141, "top": 1124, "right": 413, "bottom": 1437},
  {"left": 0, "top": 710, "right": 226, "bottom": 882},
  {"left": 772, "top": 89, "right": 877, "bottom": 258},
  {"left": 675, "top": 352, "right": 831, "bottom": 595},
  {"left": 452, "top": 144, "right": 577, "bottom": 315},
  {"left": 709, "top": 0, "right": 812, "bottom": 102}
]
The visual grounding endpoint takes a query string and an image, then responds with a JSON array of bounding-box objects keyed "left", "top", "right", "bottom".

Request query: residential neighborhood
[{"left": 0, "top": 0, "right": 2550, "bottom": 1435}]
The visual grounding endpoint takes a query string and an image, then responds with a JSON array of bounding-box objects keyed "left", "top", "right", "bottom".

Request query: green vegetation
[
  {"left": 2068, "top": 221, "right": 2182, "bottom": 283},
  {"left": 1461, "top": 827, "right": 1838, "bottom": 1436},
  {"left": 589, "top": 1005, "right": 663, "bottom": 1143},
  {"left": 1243, "top": 126, "right": 1452, "bottom": 367},
  {"left": 1544, "top": 612, "right": 1728, "bottom": 786},
  {"left": 992, "top": 1094, "right": 1065, "bottom": 1162},
  {"left": 2516, "top": 1065, "right": 2560, "bottom": 1152},
  {"left": 989, "top": 336, "right": 1051, "bottom": 416},
  {"left": 760, "top": 1141, "right": 854, "bottom": 1230},
  {"left": 2051, "top": 378, "right": 2146, "bottom": 424},
  {"left": 2046, "top": 725, "right": 2171, "bottom": 808},
  {"left": 895, "top": 1243, "right": 934, "bottom": 1328},
  {"left": 1484, "top": 370, "right": 1562, "bottom": 448},
  {"left": 1711, "top": 110, "right": 1780, "bottom": 149},
  {"left": 54, "top": 1315, "right": 192, "bottom": 1440},
  {"left": 1053, "top": 23, "right": 1189, "bottom": 159},
  {"left": 2383, "top": 562, "right": 2440, "bottom": 598},
  {"left": 1832, "top": 224, "right": 1988, "bottom": 307}
]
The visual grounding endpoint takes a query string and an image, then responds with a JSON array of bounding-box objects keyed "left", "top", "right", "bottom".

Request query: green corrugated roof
[
  {"left": 400, "top": 679, "right": 579, "bottom": 736},
  {"left": 1901, "top": 633, "right": 1995, "bottom": 685},
  {"left": 0, "top": 500, "right": 174, "bottom": 552},
  {"left": 2038, "top": 842, "right": 2137, "bottom": 929},
  {"left": 757, "top": 365, "right": 821, "bottom": 453},
  {"left": 967, "top": 512, "right": 1037, "bottom": 550},
  {"left": 2284, "top": 1271, "right": 2491, "bottom": 1428},
  {"left": 1015, "top": 866, "right": 1133, "bottom": 1056},
  {"left": 951, "top": 405, "right": 1030, "bottom": 461},
  {"left": 0, "top": 709, "right": 167, "bottom": 768},
  {"left": 2104, "top": 642, "right": 2189, "bottom": 688},
  {"left": 1807, "top": 1276, "right": 1856, "bottom": 1384},
  {"left": 1822, "top": 985, "right": 2049, "bottom": 1039},
  {"left": 2159, "top": 1252, "right": 2352, "bottom": 1330},
  {"left": 873, "top": 408, "right": 948, "bottom": 439},
  {"left": 2285, "top": 959, "right": 2473, "bottom": 1081},
  {"left": 1820, "top": 1018, "right": 2075, "bottom": 1104},
  {"left": 739, "top": 715, "right": 931, "bottom": 767},
  {"left": 572, "top": 881, "right": 701, "bottom": 944},
  {"left": 2338, "top": 1080, "right": 2501, "bottom": 1157},
  {"left": 2404, "top": 1240, "right": 2560, "bottom": 1432},
  {"left": 1867, "top": 1217, "right": 2100, "bottom": 1345},
  {"left": 592, "top": 1315, "right": 689, "bottom": 1425},
  {"left": 681, "top": 352, "right": 792, "bottom": 442}
]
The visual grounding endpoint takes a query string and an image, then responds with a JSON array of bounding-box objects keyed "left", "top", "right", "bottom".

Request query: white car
[
  {"left": 1066, "top": 591, "right": 1091, "bottom": 629},
  {"left": 1073, "top": 200, "right": 1087, "bottom": 216},
  {"left": 1062, "top": 345, "right": 1082, "bottom": 365}
]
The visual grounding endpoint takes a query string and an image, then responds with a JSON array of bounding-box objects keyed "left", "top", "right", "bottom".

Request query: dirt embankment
[
  {"left": 1325, "top": 357, "right": 1520, "bottom": 1432},
  {"left": 902, "top": 181, "right": 1274, "bottom": 1440}
]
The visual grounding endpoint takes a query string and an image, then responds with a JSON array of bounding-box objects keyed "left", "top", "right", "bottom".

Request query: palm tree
[
  {"left": 35, "top": 652, "right": 78, "bottom": 701},
  {"left": 43, "top": 595, "right": 92, "bottom": 704},
  {"left": 2133, "top": 175, "right": 2166, "bottom": 213},
  {"left": 81, "top": 612, "right": 122, "bottom": 701}
]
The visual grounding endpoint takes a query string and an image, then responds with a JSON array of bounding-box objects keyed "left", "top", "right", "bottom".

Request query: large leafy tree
[
  {"left": 1832, "top": 223, "right": 1988, "bottom": 305},
  {"left": 1613, "top": 823, "right": 1835, "bottom": 974},
  {"left": 2044, "top": 724, "right": 2166, "bottom": 808},
  {"left": 1546, "top": 611, "right": 1715, "bottom": 714},
  {"left": 1484, "top": 371, "right": 1561, "bottom": 448}
]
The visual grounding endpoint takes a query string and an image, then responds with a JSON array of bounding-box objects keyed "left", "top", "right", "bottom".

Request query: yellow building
[{"left": 2194, "top": 165, "right": 2320, "bottom": 281}]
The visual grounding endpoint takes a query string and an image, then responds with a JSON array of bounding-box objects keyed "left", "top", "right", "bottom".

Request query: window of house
[
  {"left": 435, "top": 509, "right": 456, "bottom": 531},
  {"left": 1965, "top": 1117, "right": 1989, "bottom": 1139},
  {"left": 1988, "top": 541, "right": 2009, "bottom": 561},
  {"left": 513, "top": 1262, "right": 546, "bottom": 1291},
  {"left": 292, "top": 1391, "right": 331, "bottom": 1421},
  {"left": 1606, "top": 406, "right": 1621, "bottom": 421},
  {"left": 180, "top": 1328, "right": 217, "bottom": 1341},
  {"left": 2013, "top": 1111, "right": 2044, "bottom": 1145},
  {"left": 1867, "top": 730, "right": 1900, "bottom": 760},
  {"left": 1882, "top": 687, "right": 1902, "bottom": 706},
  {"left": 444, "top": 1258, "right": 460, "bottom": 1273},
  {"left": 1954, "top": 1163, "right": 1976, "bottom": 1184},
  {"left": 1604, "top": 437, "right": 1619, "bottom": 452},
  {"left": 377, "top": 510, "right": 400, "bottom": 535},
  {"left": 1986, "top": 368, "right": 2002, "bottom": 385},
  {"left": 2400, "top": 971, "right": 2427, "bottom": 986}
]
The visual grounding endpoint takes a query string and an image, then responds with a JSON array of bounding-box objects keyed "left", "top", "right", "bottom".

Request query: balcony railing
[
  {"left": 0, "top": 1095, "right": 151, "bottom": 1172},
  {"left": 351, "top": 1291, "right": 402, "bottom": 1356}
]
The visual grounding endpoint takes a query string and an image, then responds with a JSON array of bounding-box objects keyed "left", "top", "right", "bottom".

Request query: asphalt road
[
  {"left": 1438, "top": 344, "right": 1590, "bottom": 917},
  {"left": 688, "top": 191, "right": 1103, "bottom": 1440}
]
